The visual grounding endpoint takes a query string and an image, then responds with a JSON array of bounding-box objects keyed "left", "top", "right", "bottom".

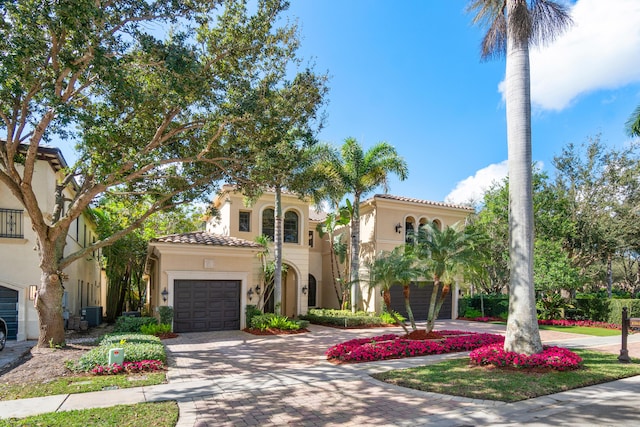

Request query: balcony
[{"left": 0, "top": 208, "right": 24, "bottom": 238}]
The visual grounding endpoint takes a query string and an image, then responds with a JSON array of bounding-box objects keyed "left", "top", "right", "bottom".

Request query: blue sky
[{"left": 284, "top": 0, "right": 640, "bottom": 205}]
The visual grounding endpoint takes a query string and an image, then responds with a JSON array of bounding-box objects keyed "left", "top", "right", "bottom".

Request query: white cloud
[
  {"left": 499, "top": 0, "right": 640, "bottom": 111},
  {"left": 445, "top": 161, "right": 508, "bottom": 206}
]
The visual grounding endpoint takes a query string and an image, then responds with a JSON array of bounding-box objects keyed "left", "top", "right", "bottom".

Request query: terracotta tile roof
[
  {"left": 371, "top": 194, "right": 475, "bottom": 211},
  {"left": 152, "top": 231, "right": 262, "bottom": 248}
]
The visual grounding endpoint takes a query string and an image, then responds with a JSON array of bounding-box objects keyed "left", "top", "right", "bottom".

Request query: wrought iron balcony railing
[{"left": 0, "top": 208, "right": 24, "bottom": 238}]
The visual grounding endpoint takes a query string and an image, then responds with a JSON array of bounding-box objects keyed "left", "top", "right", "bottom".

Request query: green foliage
[
  {"left": 300, "top": 308, "right": 387, "bottom": 327},
  {"left": 463, "top": 308, "right": 483, "bottom": 319},
  {"left": 379, "top": 310, "right": 406, "bottom": 325},
  {"left": 140, "top": 323, "right": 172, "bottom": 335},
  {"left": 113, "top": 316, "right": 158, "bottom": 333},
  {"left": 459, "top": 295, "right": 509, "bottom": 318},
  {"left": 250, "top": 313, "right": 300, "bottom": 331},
  {"left": 570, "top": 297, "right": 612, "bottom": 322},
  {"left": 536, "top": 293, "right": 571, "bottom": 320},
  {"left": 157, "top": 306, "right": 174, "bottom": 325},
  {"left": 70, "top": 333, "right": 165, "bottom": 372},
  {"left": 606, "top": 300, "right": 640, "bottom": 325},
  {"left": 245, "top": 305, "right": 263, "bottom": 328}
]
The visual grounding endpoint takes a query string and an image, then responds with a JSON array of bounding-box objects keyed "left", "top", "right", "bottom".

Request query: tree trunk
[
  {"left": 503, "top": 0, "right": 543, "bottom": 355},
  {"left": 403, "top": 284, "right": 416, "bottom": 331},
  {"left": 35, "top": 270, "right": 66, "bottom": 348},
  {"left": 383, "top": 289, "right": 408, "bottom": 335},
  {"left": 425, "top": 278, "right": 441, "bottom": 333},
  {"left": 350, "top": 194, "right": 361, "bottom": 312},
  {"left": 273, "top": 186, "right": 283, "bottom": 315}
]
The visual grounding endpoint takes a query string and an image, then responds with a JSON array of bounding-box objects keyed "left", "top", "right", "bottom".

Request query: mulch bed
[
  {"left": 243, "top": 328, "right": 310, "bottom": 335},
  {"left": 156, "top": 332, "right": 179, "bottom": 339}
]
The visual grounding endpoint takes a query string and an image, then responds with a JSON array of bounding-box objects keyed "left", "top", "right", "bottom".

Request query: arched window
[
  {"left": 307, "top": 274, "right": 317, "bottom": 307},
  {"left": 432, "top": 219, "right": 442, "bottom": 231},
  {"left": 284, "top": 211, "right": 299, "bottom": 243},
  {"left": 405, "top": 217, "right": 415, "bottom": 243},
  {"left": 262, "top": 208, "right": 275, "bottom": 240}
]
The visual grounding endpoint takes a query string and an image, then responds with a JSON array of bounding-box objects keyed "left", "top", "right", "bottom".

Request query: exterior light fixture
[
  {"left": 255, "top": 284, "right": 261, "bottom": 295},
  {"left": 302, "top": 285, "right": 308, "bottom": 295},
  {"left": 247, "top": 287, "right": 254, "bottom": 301},
  {"left": 395, "top": 223, "right": 402, "bottom": 233},
  {"left": 161, "top": 288, "right": 169, "bottom": 303},
  {"left": 28, "top": 285, "right": 38, "bottom": 301}
]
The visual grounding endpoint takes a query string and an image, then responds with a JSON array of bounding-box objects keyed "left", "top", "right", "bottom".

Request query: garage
[
  {"left": 173, "top": 280, "right": 241, "bottom": 333},
  {"left": 389, "top": 282, "right": 452, "bottom": 321},
  {"left": 0, "top": 285, "right": 18, "bottom": 340}
]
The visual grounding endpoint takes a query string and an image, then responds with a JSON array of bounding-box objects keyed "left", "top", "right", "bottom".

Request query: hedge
[
  {"left": 300, "top": 308, "right": 386, "bottom": 327},
  {"left": 458, "top": 295, "right": 509, "bottom": 318}
]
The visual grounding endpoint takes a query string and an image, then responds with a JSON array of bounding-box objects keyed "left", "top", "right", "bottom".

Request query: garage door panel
[
  {"left": 173, "top": 280, "right": 240, "bottom": 333},
  {"left": 389, "top": 282, "right": 452, "bottom": 321}
]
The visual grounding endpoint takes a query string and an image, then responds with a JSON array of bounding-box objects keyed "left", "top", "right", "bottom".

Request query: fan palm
[{"left": 368, "top": 251, "right": 410, "bottom": 335}]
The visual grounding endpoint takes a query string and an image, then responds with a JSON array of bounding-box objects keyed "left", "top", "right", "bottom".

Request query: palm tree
[
  {"left": 468, "top": 0, "right": 571, "bottom": 354},
  {"left": 316, "top": 208, "right": 351, "bottom": 308},
  {"left": 389, "top": 246, "right": 422, "bottom": 331},
  {"left": 626, "top": 105, "right": 640, "bottom": 137},
  {"left": 318, "top": 138, "right": 408, "bottom": 312},
  {"left": 368, "top": 251, "right": 409, "bottom": 335},
  {"left": 415, "top": 222, "right": 484, "bottom": 333}
]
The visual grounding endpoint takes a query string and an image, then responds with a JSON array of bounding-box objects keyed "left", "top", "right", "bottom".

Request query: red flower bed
[
  {"left": 91, "top": 359, "right": 164, "bottom": 375},
  {"left": 326, "top": 331, "right": 504, "bottom": 363},
  {"left": 537, "top": 319, "right": 620, "bottom": 329},
  {"left": 470, "top": 343, "right": 583, "bottom": 371}
]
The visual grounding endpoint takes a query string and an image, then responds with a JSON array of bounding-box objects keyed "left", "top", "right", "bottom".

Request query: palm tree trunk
[
  {"left": 403, "top": 284, "right": 416, "bottom": 331},
  {"left": 383, "top": 289, "right": 408, "bottom": 335},
  {"left": 349, "top": 194, "right": 361, "bottom": 312},
  {"left": 503, "top": 1, "right": 542, "bottom": 355},
  {"left": 425, "top": 278, "right": 441, "bottom": 333},
  {"left": 274, "top": 186, "right": 283, "bottom": 316}
]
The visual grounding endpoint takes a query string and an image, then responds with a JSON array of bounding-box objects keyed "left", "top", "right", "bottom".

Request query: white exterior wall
[{"left": 0, "top": 157, "right": 103, "bottom": 340}]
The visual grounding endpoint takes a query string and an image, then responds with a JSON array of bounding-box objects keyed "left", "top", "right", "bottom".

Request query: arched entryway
[{"left": 263, "top": 263, "right": 299, "bottom": 318}]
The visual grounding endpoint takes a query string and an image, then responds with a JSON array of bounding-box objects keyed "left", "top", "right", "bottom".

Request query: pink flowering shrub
[
  {"left": 91, "top": 359, "right": 164, "bottom": 375},
  {"left": 326, "top": 331, "right": 504, "bottom": 363},
  {"left": 470, "top": 343, "right": 582, "bottom": 371},
  {"left": 537, "top": 319, "right": 620, "bottom": 330}
]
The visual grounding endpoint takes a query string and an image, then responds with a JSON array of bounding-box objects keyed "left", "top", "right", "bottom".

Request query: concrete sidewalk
[{"left": 1, "top": 322, "right": 640, "bottom": 426}]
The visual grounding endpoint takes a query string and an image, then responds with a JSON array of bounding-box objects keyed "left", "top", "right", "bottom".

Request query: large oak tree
[{"left": 0, "top": 0, "right": 305, "bottom": 347}]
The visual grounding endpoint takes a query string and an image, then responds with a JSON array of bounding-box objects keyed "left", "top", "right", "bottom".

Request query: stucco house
[
  {"left": 146, "top": 186, "right": 474, "bottom": 333},
  {"left": 0, "top": 146, "right": 104, "bottom": 341}
]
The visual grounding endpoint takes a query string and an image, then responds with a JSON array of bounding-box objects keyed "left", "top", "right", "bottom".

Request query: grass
[
  {"left": 0, "top": 401, "right": 179, "bottom": 427},
  {"left": 372, "top": 350, "right": 640, "bottom": 402},
  {"left": 537, "top": 324, "right": 621, "bottom": 336},
  {"left": 0, "top": 372, "right": 166, "bottom": 401}
]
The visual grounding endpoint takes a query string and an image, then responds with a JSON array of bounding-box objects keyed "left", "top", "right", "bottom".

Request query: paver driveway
[{"left": 162, "top": 320, "right": 640, "bottom": 427}]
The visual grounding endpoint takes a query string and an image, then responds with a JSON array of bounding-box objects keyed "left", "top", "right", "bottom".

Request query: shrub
[
  {"left": 326, "top": 331, "right": 504, "bottom": 363},
  {"left": 250, "top": 313, "right": 300, "bottom": 331},
  {"left": 463, "top": 308, "right": 483, "bottom": 319},
  {"left": 158, "top": 306, "right": 174, "bottom": 325},
  {"left": 140, "top": 323, "right": 172, "bottom": 335},
  {"left": 470, "top": 343, "right": 583, "bottom": 371},
  {"left": 246, "top": 304, "right": 262, "bottom": 328},
  {"left": 300, "top": 308, "right": 386, "bottom": 327},
  {"left": 69, "top": 333, "right": 166, "bottom": 372},
  {"left": 114, "top": 315, "right": 158, "bottom": 333},
  {"left": 458, "top": 295, "right": 508, "bottom": 318},
  {"left": 606, "top": 299, "right": 640, "bottom": 325},
  {"left": 91, "top": 360, "right": 164, "bottom": 375},
  {"left": 379, "top": 310, "right": 406, "bottom": 325},
  {"left": 571, "top": 297, "right": 611, "bottom": 321}
]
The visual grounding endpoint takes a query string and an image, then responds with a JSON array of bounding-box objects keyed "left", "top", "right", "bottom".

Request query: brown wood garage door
[
  {"left": 173, "top": 280, "right": 240, "bottom": 333},
  {"left": 389, "top": 282, "right": 452, "bottom": 321}
]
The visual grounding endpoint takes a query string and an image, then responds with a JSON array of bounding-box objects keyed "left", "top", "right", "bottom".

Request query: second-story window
[
  {"left": 262, "top": 208, "right": 275, "bottom": 240},
  {"left": 239, "top": 211, "right": 251, "bottom": 232},
  {"left": 284, "top": 211, "right": 299, "bottom": 243},
  {"left": 308, "top": 230, "right": 314, "bottom": 247},
  {"left": 0, "top": 208, "right": 24, "bottom": 238}
]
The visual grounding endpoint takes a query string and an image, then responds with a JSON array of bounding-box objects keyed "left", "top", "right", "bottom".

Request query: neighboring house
[
  {"left": 0, "top": 146, "right": 104, "bottom": 341},
  {"left": 146, "top": 185, "right": 473, "bottom": 333}
]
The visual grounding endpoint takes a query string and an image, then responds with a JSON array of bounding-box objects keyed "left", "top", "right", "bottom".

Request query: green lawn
[
  {"left": 537, "top": 324, "right": 621, "bottom": 336},
  {"left": 0, "top": 372, "right": 166, "bottom": 401},
  {"left": 372, "top": 350, "right": 640, "bottom": 402},
  {"left": 0, "top": 401, "right": 178, "bottom": 427}
]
